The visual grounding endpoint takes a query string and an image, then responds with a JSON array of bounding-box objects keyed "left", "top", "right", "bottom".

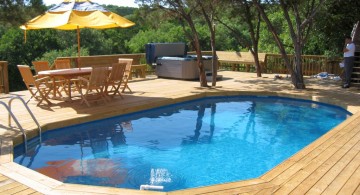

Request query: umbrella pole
[{"left": 77, "top": 26, "right": 81, "bottom": 70}]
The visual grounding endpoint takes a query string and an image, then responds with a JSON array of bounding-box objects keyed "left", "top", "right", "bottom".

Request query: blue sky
[{"left": 42, "top": 0, "right": 139, "bottom": 7}]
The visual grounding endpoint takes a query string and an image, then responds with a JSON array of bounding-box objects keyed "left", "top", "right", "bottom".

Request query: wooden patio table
[{"left": 38, "top": 67, "right": 92, "bottom": 101}]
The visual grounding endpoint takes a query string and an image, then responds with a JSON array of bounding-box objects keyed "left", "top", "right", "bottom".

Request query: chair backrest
[
  {"left": 18, "top": 65, "right": 36, "bottom": 86},
  {"left": 108, "top": 62, "right": 126, "bottom": 83},
  {"left": 54, "top": 59, "right": 71, "bottom": 69},
  {"left": 118, "top": 58, "right": 133, "bottom": 79},
  {"left": 32, "top": 61, "right": 50, "bottom": 74},
  {"left": 88, "top": 67, "right": 109, "bottom": 88}
]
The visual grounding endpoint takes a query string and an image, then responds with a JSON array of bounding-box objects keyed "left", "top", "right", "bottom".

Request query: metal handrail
[
  {"left": 0, "top": 101, "right": 28, "bottom": 152},
  {"left": 2, "top": 95, "right": 43, "bottom": 152}
]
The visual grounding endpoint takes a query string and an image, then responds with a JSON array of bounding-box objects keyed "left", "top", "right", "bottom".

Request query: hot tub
[
  {"left": 146, "top": 43, "right": 214, "bottom": 80},
  {"left": 156, "top": 55, "right": 212, "bottom": 79}
]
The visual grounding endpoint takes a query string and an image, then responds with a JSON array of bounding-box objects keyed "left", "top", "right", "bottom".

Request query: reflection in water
[
  {"left": 182, "top": 103, "right": 217, "bottom": 145},
  {"left": 17, "top": 144, "right": 41, "bottom": 168},
  {"left": 110, "top": 123, "right": 127, "bottom": 147},
  {"left": 209, "top": 103, "right": 216, "bottom": 141},
  {"left": 243, "top": 101, "right": 257, "bottom": 143},
  {"left": 36, "top": 158, "right": 127, "bottom": 186},
  {"left": 121, "top": 121, "right": 133, "bottom": 132},
  {"left": 89, "top": 128, "right": 110, "bottom": 159},
  {"left": 16, "top": 120, "right": 131, "bottom": 186}
]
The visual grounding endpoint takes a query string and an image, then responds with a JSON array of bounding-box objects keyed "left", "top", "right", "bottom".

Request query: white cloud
[{"left": 43, "top": 0, "right": 139, "bottom": 7}]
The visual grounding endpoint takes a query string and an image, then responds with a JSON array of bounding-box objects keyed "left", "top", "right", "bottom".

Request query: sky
[{"left": 42, "top": 0, "right": 139, "bottom": 7}]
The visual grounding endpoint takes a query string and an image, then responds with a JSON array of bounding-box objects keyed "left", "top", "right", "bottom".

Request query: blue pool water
[{"left": 14, "top": 96, "right": 352, "bottom": 192}]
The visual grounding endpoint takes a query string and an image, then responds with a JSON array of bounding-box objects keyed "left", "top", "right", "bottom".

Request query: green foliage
[
  {"left": 215, "top": 8, "right": 253, "bottom": 51},
  {"left": 308, "top": 0, "right": 360, "bottom": 57},
  {"left": 0, "top": 0, "right": 27, "bottom": 26},
  {"left": 323, "top": 50, "right": 341, "bottom": 60},
  {"left": 35, "top": 45, "right": 89, "bottom": 66},
  {"left": 104, "top": 5, "right": 137, "bottom": 16},
  {"left": 80, "top": 29, "right": 113, "bottom": 55},
  {"left": 0, "top": 28, "right": 57, "bottom": 91},
  {"left": 126, "top": 22, "right": 187, "bottom": 53},
  {"left": 214, "top": 24, "right": 239, "bottom": 51},
  {"left": 0, "top": 28, "right": 35, "bottom": 91},
  {"left": 0, "top": 0, "right": 47, "bottom": 26},
  {"left": 258, "top": 11, "right": 293, "bottom": 54}
]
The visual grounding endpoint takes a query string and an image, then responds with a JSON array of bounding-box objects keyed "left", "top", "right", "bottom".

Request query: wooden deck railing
[
  {"left": 57, "top": 53, "right": 145, "bottom": 68},
  {"left": 0, "top": 53, "right": 344, "bottom": 92},
  {"left": 216, "top": 51, "right": 267, "bottom": 72},
  {"left": 264, "top": 54, "right": 343, "bottom": 76},
  {"left": 57, "top": 53, "right": 156, "bottom": 78},
  {"left": 0, "top": 61, "right": 9, "bottom": 94}
]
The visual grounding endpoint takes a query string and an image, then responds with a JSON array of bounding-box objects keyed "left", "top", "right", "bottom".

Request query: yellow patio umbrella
[{"left": 20, "top": 0, "right": 135, "bottom": 67}]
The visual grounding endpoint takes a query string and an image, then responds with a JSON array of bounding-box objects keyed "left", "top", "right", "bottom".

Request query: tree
[
  {"left": 218, "top": 0, "right": 263, "bottom": 77},
  {"left": 127, "top": 22, "right": 187, "bottom": 53},
  {"left": 307, "top": 0, "right": 360, "bottom": 56},
  {"left": 0, "top": 0, "right": 26, "bottom": 25},
  {"left": 0, "top": 0, "right": 46, "bottom": 26},
  {"left": 198, "top": 0, "right": 219, "bottom": 86},
  {"left": 253, "top": 0, "right": 329, "bottom": 89},
  {"left": 238, "top": 0, "right": 262, "bottom": 77}
]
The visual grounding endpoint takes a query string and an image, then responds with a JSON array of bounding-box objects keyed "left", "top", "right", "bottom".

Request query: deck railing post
[{"left": 0, "top": 61, "right": 9, "bottom": 94}]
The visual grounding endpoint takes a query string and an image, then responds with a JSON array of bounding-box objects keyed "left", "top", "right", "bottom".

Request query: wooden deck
[{"left": 0, "top": 71, "right": 360, "bottom": 194}]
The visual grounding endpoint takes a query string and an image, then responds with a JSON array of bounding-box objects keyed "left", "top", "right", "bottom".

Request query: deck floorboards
[{"left": 0, "top": 71, "right": 360, "bottom": 194}]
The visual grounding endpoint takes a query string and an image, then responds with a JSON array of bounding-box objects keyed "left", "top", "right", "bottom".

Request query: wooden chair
[
  {"left": 33, "top": 61, "right": 65, "bottom": 97},
  {"left": 78, "top": 66, "right": 110, "bottom": 107},
  {"left": 32, "top": 61, "right": 50, "bottom": 74},
  {"left": 54, "top": 59, "right": 71, "bottom": 69},
  {"left": 53, "top": 58, "right": 81, "bottom": 95},
  {"left": 118, "top": 58, "right": 133, "bottom": 93},
  {"left": 17, "top": 65, "right": 52, "bottom": 106},
  {"left": 106, "top": 62, "right": 126, "bottom": 98}
]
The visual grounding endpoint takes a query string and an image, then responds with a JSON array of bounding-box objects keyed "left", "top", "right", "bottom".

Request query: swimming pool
[{"left": 13, "top": 96, "right": 352, "bottom": 192}]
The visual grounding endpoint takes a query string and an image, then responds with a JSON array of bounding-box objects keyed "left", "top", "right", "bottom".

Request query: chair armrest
[{"left": 35, "top": 76, "right": 51, "bottom": 83}]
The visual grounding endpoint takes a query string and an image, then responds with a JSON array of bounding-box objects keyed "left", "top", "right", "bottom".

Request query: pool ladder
[{"left": 0, "top": 95, "right": 42, "bottom": 152}]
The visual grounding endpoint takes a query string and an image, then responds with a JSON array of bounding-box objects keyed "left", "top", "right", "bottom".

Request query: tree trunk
[
  {"left": 293, "top": 40, "right": 306, "bottom": 89},
  {"left": 199, "top": 2, "right": 217, "bottom": 86},
  {"left": 211, "top": 42, "right": 217, "bottom": 86},
  {"left": 186, "top": 17, "right": 208, "bottom": 87},
  {"left": 281, "top": 0, "right": 306, "bottom": 89},
  {"left": 210, "top": 24, "right": 217, "bottom": 86},
  {"left": 249, "top": 48, "right": 261, "bottom": 77},
  {"left": 242, "top": 0, "right": 262, "bottom": 77}
]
